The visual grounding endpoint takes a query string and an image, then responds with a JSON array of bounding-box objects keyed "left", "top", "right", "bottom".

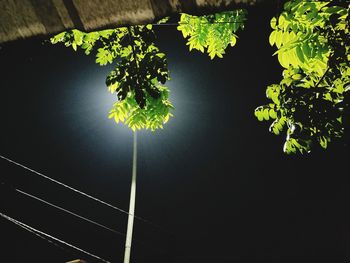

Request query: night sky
[{"left": 1, "top": 3, "right": 350, "bottom": 263}]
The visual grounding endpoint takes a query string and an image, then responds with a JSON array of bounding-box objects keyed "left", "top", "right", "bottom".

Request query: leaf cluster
[
  {"left": 108, "top": 86, "right": 173, "bottom": 131},
  {"left": 51, "top": 24, "right": 173, "bottom": 131},
  {"left": 177, "top": 10, "right": 247, "bottom": 59},
  {"left": 256, "top": 0, "right": 350, "bottom": 154}
]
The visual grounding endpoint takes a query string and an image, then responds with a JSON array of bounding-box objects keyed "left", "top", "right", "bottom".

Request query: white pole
[{"left": 123, "top": 131, "right": 137, "bottom": 263}]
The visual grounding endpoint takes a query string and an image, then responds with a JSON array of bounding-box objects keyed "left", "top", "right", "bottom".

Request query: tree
[
  {"left": 51, "top": 23, "right": 173, "bottom": 131},
  {"left": 254, "top": 0, "right": 350, "bottom": 153},
  {"left": 51, "top": 0, "right": 350, "bottom": 154}
]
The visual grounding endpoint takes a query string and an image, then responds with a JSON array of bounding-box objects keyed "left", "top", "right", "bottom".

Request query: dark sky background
[{"left": 1, "top": 3, "right": 350, "bottom": 263}]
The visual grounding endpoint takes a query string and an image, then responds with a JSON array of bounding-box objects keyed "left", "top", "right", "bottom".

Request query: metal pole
[{"left": 123, "top": 131, "right": 137, "bottom": 263}]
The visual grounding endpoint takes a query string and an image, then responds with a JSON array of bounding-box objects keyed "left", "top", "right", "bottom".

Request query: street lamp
[{"left": 51, "top": 24, "right": 174, "bottom": 263}]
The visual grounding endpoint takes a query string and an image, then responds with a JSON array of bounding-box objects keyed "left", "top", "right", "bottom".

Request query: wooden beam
[{"left": 0, "top": 0, "right": 263, "bottom": 43}]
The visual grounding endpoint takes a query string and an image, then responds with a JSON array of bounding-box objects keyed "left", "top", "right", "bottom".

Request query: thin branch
[
  {"left": 314, "top": 67, "right": 330, "bottom": 89},
  {"left": 127, "top": 26, "right": 139, "bottom": 69}
]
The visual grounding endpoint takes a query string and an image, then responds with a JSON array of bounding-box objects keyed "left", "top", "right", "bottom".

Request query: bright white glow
[{"left": 56, "top": 59, "right": 211, "bottom": 182}]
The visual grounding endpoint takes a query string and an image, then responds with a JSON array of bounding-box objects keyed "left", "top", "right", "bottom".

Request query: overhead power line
[
  {"left": 0, "top": 154, "right": 170, "bottom": 235},
  {"left": 2, "top": 183, "right": 125, "bottom": 236},
  {"left": 151, "top": 21, "right": 246, "bottom": 26},
  {"left": 1, "top": 182, "right": 171, "bottom": 258},
  {"left": 0, "top": 212, "right": 111, "bottom": 263},
  {"left": 0, "top": 155, "right": 129, "bottom": 214}
]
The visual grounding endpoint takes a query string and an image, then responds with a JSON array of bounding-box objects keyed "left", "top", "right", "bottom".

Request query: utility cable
[
  {"left": 151, "top": 21, "right": 246, "bottom": 26},
  {"left": 0, "top": 155, "right": 129, "bottom": 214},
  {"left": 0, "top": 154, "right": 172, "bottom": 236},
  {"left": 4, "top": 215, "right": 74, "bottom": 257},
  {"left": 0, "top": 212, "right": 111, "bottom": 263},
  {"left": 1, "top": 182, "right": 172, "bottom": 258},
  {"left": 3, "top": 183, "right": 126, "bottom": 236}
]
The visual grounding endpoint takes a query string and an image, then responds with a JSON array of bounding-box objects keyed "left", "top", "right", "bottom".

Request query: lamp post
[
  {"left": 50, "top": 22, "right": 173, "bottom": 263},
  {"left": 123, "top": 131, "right": 137, "bottom": 263}
]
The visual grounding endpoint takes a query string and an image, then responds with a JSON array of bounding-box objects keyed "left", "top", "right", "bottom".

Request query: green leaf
[
  {"left": 269, "top": 31, "right": 277, "bottom": 46},
  {"left": 278, "top": 52, "right": 289, "bottom": 68},
  {"left": 302, "top": 42, "right": 311, "bottom": 58},
  {"left": 283, "top": 139, "right": 296, "bottom": 154},
  {"left": 269, "top": 108, "right": 277, "bottom": 119},
  {"left": 275, "top": 30, "right": 283, "bottom": 48},
  {"left": 230, "top": 35, "right": 237, "bottom": 47},
  {"left": 72, "top": 42, "right": 77, "bottom": 51},
  {"left": 270, "top": 17, "right": 277, "bottom": 29},
  {"left": 319, "top": 136, "right": 328, "bottom": 149},
  {"left": 295, "top": 45, "right": 305, "bottom": 63},
  {"left": 50, "top": 32, "right": 66, "bottom": 44},
  {"left": 263, "top": 108, "right": 270, "bottom": 120},
  {"left": 269, "top": 117, "right": 286, "bottom": 135},
  {"left": 254, "top": 107, "right": 265, "bottom": 121}
]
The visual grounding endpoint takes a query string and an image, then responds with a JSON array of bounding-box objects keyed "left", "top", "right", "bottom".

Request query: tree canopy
[
  {"left": 51, "top": 0, "right": 350, "bottom": 154},
  {"left": 255, "top": 0, "right": 349, "bottom": 153}
]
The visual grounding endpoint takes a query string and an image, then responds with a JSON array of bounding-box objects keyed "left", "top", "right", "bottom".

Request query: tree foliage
[
  {"left": 50, "top": 11, "right": 247, "bottom": 131},
  {"left": 255, "top": 0, "right": 350, "bottom": 154},
  {"left": 51, "top": 1, "right": 350, "bottom": 154},
  {"left": 51, "top": 24, "right": 173, "bottom": 131},
  {"left": 177, "top": 10, "right": 247, "bottom": 59}
]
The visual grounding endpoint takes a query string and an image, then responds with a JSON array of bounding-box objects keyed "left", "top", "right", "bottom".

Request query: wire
[
  {"left": 6, "top": 216, "right": 74, "bottom": 256},
  {"left": 0, "top": 212, "right": 111, "bottom": 263},
  {"left": 0, "top": 155, "right": 129, "bottom": 214},
  {"left": 1, "top": 182, "right": 172, "bottom": 257},
  {"left": 0, "top": 154, "right": 171, "bottom": 235},
  {"left": 151, "top": 21, "right": 246, "bottom": 26},
  {"left": 10, "top": 185, "right": 126, "bottom": 236}
]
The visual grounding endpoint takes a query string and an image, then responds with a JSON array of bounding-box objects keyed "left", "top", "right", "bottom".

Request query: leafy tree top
[
  {"left": 51, "top": 1, "right": 350, "bottom": 154},
  {"left": 51, "top": 11, "right": 247, "bottom": 131},
  {"left": 255, "top": 0, "right": 350, "bottom": 154},
  {"left": 51, "top": 24, "right": 173, "bottom": 131}
]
